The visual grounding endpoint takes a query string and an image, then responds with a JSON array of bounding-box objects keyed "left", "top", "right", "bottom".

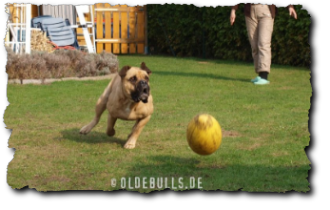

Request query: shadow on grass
[
  {"left": 119, "top": 54, "right": 309, "bottom": 71},
  {"left": 153, "top": 71, "right": 251, "bottom": 83},
  {"left": 61, "top": 128, "right": 127, "bottom": 146},
  {"left": 121, "top": 155, "right": 311, "bottom": 193}
]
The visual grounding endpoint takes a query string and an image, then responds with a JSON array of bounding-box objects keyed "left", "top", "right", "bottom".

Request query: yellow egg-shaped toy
[{"left": 186, "top": 114, "right": 222, "bottom": 155}]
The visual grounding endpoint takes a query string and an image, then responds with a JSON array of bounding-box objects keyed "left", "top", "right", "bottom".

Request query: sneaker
[
  {"left": 251, "top": 76, "right": 261, "bottom": 83},
  {"left": 254, "top": 78, "right": 270, "bottom": 85}
]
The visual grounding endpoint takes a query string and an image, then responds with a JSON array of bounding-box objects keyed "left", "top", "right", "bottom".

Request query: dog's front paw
[
  {"left": 124, "top": 143, "right": 136, "bottom": 149},
  {"left": 79, "top": 125, "right": 91, "bottom": 135},
  {"left": 106, "top": 129, "right": 116, "bottom": 137}
]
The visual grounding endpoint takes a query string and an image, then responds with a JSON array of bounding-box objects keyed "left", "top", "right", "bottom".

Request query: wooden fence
[
  {"left": 6, "top": 3, "right": 38, "bottom": 24},
  {"left": 6, "top": 4, "right": 147, "bottom": 54},
  {"left": 6, "top": 3, "right": 38, "bottom": 43},
  {"left": 76, "top": 4, "right": 147, "bottom": 54}
]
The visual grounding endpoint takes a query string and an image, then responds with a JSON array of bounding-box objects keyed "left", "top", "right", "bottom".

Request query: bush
[
  {"left": 147, "top": 4, "right": 310, "bottom": 67},
  {"left": 6, "top": 48, "right": 119, "bottom": 83}
]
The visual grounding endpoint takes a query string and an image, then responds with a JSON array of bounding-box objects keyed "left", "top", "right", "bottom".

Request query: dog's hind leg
[{"left": 80, "top": 85, "right": 111, "bottom": 135}]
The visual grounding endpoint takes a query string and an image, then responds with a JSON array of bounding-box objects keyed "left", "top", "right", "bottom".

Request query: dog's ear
[
  {"left": 140, "top": 62, "right": 152, "bottom": 75},
  {"left": 119, "top": 65, "right": 131, "bottom": 78}
]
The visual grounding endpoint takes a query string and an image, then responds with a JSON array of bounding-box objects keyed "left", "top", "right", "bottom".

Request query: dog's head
[{"left": 119, "top": 62, "right": 152, "bottom": 103}]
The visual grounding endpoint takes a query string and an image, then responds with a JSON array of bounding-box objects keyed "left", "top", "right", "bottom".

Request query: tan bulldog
[{"left": 80, "top": 62, "right": 153, "bottom": 149}]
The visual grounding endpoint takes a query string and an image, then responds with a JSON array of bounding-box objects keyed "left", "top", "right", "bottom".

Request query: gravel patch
[{"left": 8, "top": 74, "right": 116, "bottom": 85}]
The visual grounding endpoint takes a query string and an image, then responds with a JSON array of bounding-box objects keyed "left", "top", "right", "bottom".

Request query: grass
[{"left": 5, "top": 55, "right": 311, "bottom": 192}]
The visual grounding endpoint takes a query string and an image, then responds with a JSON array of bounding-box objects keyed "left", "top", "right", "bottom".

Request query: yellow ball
[{"left": 186, "top": 114, "right": 222, "bottom": 155}]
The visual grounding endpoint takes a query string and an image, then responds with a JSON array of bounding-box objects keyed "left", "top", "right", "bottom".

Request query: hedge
[
  {"left": 147, "top": 4, "right": 311, "bottom": 67},
  {"left": 6, "top": 48, "right": 118, "bottom": 84}
]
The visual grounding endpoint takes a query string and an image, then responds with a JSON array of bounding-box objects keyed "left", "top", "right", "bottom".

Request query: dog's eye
[
  {"left": 145, "top": 76, "right": 149, "bottom": 81},
  {"left": 129, "top": 76, "right": 137, "bottom": 83}
]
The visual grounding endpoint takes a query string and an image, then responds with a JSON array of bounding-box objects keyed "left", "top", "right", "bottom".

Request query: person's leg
[
  {"left": 256, "top": 5, "right": 274, "bottom": 82},
  {"left": 245, "top": 7, "right": 259, "bottom": 74}
]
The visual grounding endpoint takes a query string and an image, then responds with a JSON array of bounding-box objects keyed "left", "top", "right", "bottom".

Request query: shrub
[
  {"left": 147, "top": 4, "right": 310, "bottom": 67},
  {"left": 6, "top": 48, "right": 119, "bottom": 82}
]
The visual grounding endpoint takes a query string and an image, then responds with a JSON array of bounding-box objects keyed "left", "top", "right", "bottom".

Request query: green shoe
[
  {"left": 251, "top": 76, "right": 261, "bottom": 83},
  {"left": 254, "top": 78, "right": 270, "bottom": 85}
]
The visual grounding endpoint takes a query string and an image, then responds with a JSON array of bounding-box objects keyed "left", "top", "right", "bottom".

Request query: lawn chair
[
  {"left": 64, "top": 18, "right": 80, "bottom": 50},
  {"left": 31, "top": 16, "right": 80, "bottom": 50},
  {"left": 31, "top": 15, "right": 52, "bottom": 28}
]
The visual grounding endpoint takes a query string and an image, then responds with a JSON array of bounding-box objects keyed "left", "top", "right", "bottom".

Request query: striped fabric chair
[{"left": 31, "top": 16, "right": 80, "bottom": 50}]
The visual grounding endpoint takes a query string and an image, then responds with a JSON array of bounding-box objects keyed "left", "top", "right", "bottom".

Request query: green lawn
[{"left": 5, "top": 55, "right": 311, "bottom": 192}]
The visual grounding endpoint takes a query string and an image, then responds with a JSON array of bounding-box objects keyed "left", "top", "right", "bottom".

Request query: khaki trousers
[{"left": 245, "top": 4, "right": 274, "bottom": 73}]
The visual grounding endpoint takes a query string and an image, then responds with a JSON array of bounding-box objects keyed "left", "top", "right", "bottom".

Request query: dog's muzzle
[{"left": 131, "top": 80, "right": 150, "bottom": 103}]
